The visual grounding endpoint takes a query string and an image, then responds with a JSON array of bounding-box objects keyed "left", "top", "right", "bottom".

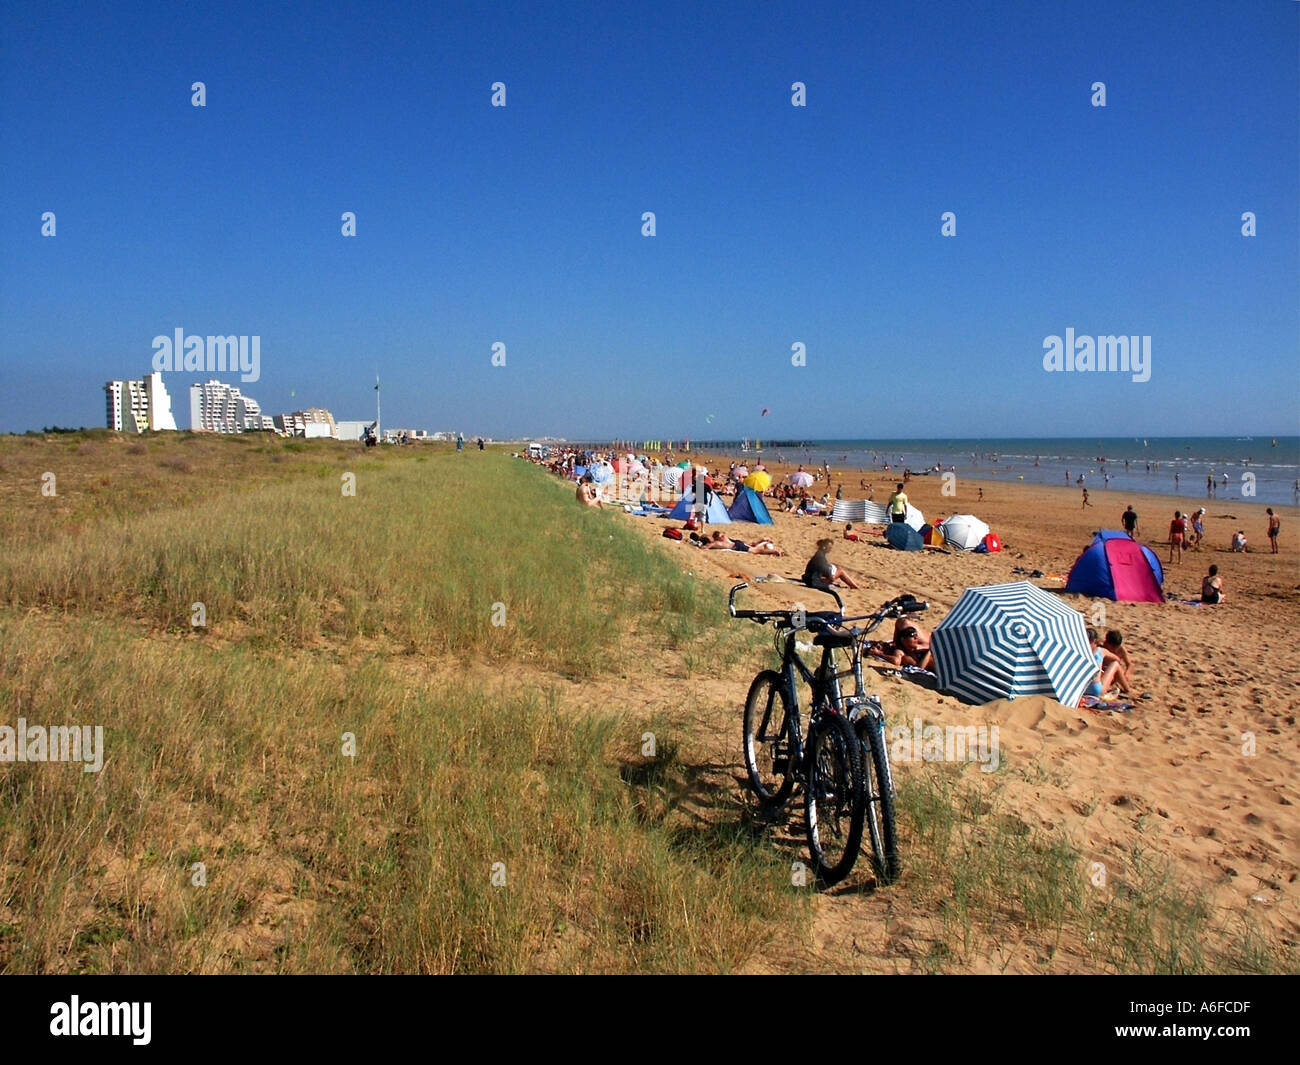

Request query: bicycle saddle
[{"left": 812, "top": 627, "right": 856, "bottom": 648}]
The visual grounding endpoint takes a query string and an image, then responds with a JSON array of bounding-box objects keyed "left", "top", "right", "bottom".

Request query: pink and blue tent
[{"left": 1064, "top": 531, "right": 1164, "bottom": 604}]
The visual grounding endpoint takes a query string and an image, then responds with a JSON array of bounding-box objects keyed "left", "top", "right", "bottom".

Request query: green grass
[
  {"left": 0, "top": 444, "right": 717, "bottom": 673},
  {"left": 0, "top": 435, "right": 796, "bottom": 973}
]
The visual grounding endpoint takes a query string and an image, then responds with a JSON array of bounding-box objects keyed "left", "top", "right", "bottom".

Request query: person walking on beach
[
  {"left": 1267, "top": 508, "right": 1280, "bottom": 553},
  {"left": 1189, "top": 508, "right": 1205, "bottom": 550},
  {"left": 1168, "top": 510, "right": 1187, "bottom": 564},
  {"left": 1082, "top": 488, "right": 1092, "bottom": 508},
  {"left": 888, "top": 484, "right": 909, "bottom": 523},
  {"left": 1121, "top": 505, "right": 1138, "bottom": 538},
  {"left": 1206, "top": 474, "right": 1214, "bottom": 498}
]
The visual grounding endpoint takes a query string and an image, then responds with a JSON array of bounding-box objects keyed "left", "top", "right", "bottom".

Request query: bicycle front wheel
[
  {"left": 804, "top": 712, "right": 865, "bottom": 886},
  {"left": 742, "top": 670, "right": 794, "bottom": 806},
  {"left": 857, "top": 718, "right": 901, "bottom": 885}
]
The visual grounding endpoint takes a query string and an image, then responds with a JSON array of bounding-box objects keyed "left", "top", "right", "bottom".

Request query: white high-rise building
[
  {"left": 189, "top": 379, "right": 268, "bottom": 433},
  {"left": 105, "top": 372, "right": 177, "bottom": 432}
]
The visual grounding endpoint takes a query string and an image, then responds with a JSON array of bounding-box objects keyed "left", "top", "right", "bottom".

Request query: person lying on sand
[
  {"left": 705, "top": 531, "right": 783, "bottom": 555},
  {"left": 869, "top": 618, "right": 933, "bottom": 668},
  {"left": 843, "top": 523, "right": 861, "bottom": 542},
  {"left": 803, "top": 539, "right": 861, "bottom": 590}
]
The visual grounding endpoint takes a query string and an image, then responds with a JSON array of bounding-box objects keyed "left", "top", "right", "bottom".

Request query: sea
[{"left": 703, "top": 437, "right": 1300, "bottom": 507}]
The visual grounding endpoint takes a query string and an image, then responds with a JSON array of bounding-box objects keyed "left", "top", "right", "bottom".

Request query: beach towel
[{"left": 1079, "top": 695, "right": 1134, "bottom": 713}]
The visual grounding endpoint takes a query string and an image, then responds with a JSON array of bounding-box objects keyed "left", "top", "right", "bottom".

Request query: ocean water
[{"left": 724, "top": 437, "right": 1300, "bottom": 507}]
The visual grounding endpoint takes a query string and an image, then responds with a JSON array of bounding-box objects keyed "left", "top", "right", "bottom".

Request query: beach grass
[
  {"left": 0, "top": 431, "right": 1289, "bottom": 974},
  {"left": 0, "top": 433, "right": 792, "bottom": 973}
]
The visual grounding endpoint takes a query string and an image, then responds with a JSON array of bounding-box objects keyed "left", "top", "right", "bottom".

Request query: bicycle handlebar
[{"left": 728, "top": 583, "right": 927, "bottom": 632}]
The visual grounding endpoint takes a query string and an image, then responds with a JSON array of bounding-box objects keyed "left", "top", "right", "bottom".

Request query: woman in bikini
[{"left": 705, "top": 531, "right": 783, "bottom": 555}]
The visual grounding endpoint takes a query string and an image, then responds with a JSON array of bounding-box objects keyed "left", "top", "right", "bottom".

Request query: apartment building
[{"left": 104, "top": 372, "right": 178, "bottom": 433}]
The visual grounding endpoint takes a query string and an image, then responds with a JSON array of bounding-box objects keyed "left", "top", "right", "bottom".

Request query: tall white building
[
  {"left": 105, "top": 372, "right": 177, "bottom": 432},
  {"left": 189, "top": 379, "right": 270, "bottom": 433}
]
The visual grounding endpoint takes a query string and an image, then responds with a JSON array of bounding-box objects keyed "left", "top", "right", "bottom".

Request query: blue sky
[{"left": 2, "top": 0, "right": 1296, "bottom": 440}]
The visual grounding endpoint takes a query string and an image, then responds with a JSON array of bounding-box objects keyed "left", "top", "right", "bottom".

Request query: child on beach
[
  {"left": 843, "top": 523, "right": 861, "bottom": 542},
  {"left": 1201, "top": 565, "right": 1224, "bottom": 604},
  {"left": 1102, "top": 631, "right": 1134, "bottom": 691},
  {"left": 1231, "top": 530, "right": 1247, "bottom": 552},
  {"left": 1084, "top": 628, "right": 1126, "bottom": 698},
  {"left": 1168, "top": 511, "right": 1186, "bottom": 563}
]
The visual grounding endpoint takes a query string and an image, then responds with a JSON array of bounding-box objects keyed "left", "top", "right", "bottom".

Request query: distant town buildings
[
  {"left": 189, "top": 379, "right": 274, "bottom": 433},
  {"left": 273, "top": 407, "right": 337, "bottom": 439},
  {"left": 103, "top": 371, "right": 445, "bottom": 442},
  {"left": 105, "top": 372, "right": 177, "bottom": 433}
]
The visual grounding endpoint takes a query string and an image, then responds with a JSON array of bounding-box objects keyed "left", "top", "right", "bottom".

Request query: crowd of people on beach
[{"left": 518, "top": 442, "right": 1289, "bottom": 706}]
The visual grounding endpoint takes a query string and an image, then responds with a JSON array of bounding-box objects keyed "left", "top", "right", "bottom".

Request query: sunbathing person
[
  {"left": 1084, "top": 628, "right": 1127, "bottom": 697},
  {"left": 705, "top": 531, "right": 783, "bottom": 555},
  {"left": 869, "top": 618, "right": 933, "bottom": 668},
  {"left": 575, "top": 476, "right": 604, "bottom": 508},
  {"left": 1101, "top": 630, "right": 1135, "bottom": 691},
  {"left": 802, "top": 539, "right": 861, "bottom": 590},
  {"left": 843, "top": 523, "right": 861, "bottom": 542}
]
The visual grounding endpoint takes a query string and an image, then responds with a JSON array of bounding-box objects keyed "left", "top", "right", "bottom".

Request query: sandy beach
[{"left": 605, "top": 453, "right": 1300, "bottom": 969}]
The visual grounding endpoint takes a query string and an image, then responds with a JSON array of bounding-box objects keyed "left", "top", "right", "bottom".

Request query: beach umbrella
[
  {"left": 941, "top": 514, "right": 990, "bottom": 551},
  {"left": 661, "top": 466, "right": 686, "bottom": 490},
  {"left": 895, "top": 503, "right": 925, "bottom": 531},
  {"left": 884, "top": 523, "right": 923, "bottom": 551},
  {"left": 628, "top": 460, "right": 646, "bottom": 476},
  {"left": 744, "top": 470, "right": 773, "bottom": 492},
  {"left": 588, "top": 463, "right": 614, "bottom": 484},
  {"left": 677, "top": 460, "right": 692, "bottom": 469},
  {"left": 611, "top": 458, "right": 627, "bottom": 473},
  {"left": 789, "top": 471, "right": 814, "bottom": 488},
  {"left": 734, "top": 465, "right": 749, "bottom": 478},
  {"left": 931, "top": 581, "right": 1096, "bottom": 706}
]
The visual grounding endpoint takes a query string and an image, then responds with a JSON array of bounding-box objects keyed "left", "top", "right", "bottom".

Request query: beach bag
[
  {"left": 982, "top": 533, "right": 1002, "bottom": 552},
  {"left": 663, "top": 528, "right": 683, "bottom": 540}
]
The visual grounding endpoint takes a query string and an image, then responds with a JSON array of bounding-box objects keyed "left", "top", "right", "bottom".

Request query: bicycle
[{"left": 729, "top": 582, "right": 929, "bottom": 886}]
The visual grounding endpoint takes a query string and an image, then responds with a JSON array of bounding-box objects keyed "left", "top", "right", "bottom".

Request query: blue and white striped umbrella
[{"left": 932, "top": 581, "right": 1096, "bottom": 705}]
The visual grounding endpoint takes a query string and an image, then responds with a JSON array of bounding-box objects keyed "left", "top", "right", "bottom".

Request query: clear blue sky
[{"left": 2, "top": 0, "right": 1296, "bottom": 440}]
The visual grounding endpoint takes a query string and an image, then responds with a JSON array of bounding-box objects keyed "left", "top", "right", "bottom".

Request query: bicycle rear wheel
[
  {"left": 742, "top": 670, "right": 794, "bottom": 806},
  {"left": 804, "top": 712, "right": 865, "bottom": 886},
  {"left": 857, "top": 718, "right": 901, "bottom": 884}
]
